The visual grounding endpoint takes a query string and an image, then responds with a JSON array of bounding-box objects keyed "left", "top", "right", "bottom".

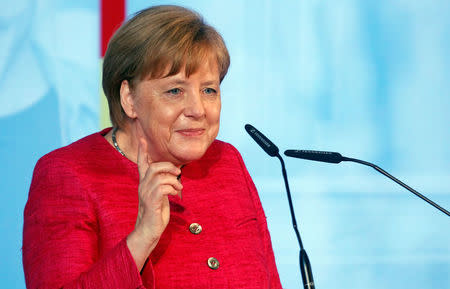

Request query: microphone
[
  {"left": 244, "top": 124, "right": 279, "bottom": 157},
  {"left": 285, "top": 150, "right": 343, "bottom": 164},
  {"left": 285, "top": 149, "right": 450, "bottom": 217},
  {"left": 245, "top": 124, "right": 316, "bottom": 289}
]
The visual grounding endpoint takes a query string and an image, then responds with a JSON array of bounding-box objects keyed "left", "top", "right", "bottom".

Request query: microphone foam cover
[
  {"left": 284, "top": 150, "right": 342, "bottom": 163},
  {"left": 245, "top": 124, "right": 279, "bottom": 157}
]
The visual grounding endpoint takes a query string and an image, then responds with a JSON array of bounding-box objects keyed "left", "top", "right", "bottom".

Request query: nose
[{"left": 184, "top": 92, "right": 205, "bottom": 119}]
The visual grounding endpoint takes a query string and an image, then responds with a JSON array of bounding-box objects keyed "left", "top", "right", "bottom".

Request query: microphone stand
[
  {"left": 277, "top": 155, "right": 315, "bottom": 288},
  {"left": 244, "top": 124, "right": 315, "bottom": 288}
]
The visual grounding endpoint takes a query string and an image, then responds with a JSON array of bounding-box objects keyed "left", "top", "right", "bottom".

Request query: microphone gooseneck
[
  {"left": 284, "top": 149, "right": 450, "bottom": 217},
  {"left": 245, "top": 124, "right": 315, "bottom": 289},
  {"left": 277, "top": 155, "right": 304, "bottom": 250}
]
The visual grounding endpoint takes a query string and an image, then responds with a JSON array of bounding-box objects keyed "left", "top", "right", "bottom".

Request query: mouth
[{"left": 175, "top": 128, "right": 206, "bottom": 136}]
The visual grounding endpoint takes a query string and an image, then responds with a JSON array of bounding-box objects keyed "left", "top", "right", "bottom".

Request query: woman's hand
[{"left": 127, "top": 134, "right": 182, "bottom": 271}]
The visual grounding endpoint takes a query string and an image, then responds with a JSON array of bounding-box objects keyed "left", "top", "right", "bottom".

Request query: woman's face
[{"left": 125, "top": 60, "right": 221, "bottom": 165}]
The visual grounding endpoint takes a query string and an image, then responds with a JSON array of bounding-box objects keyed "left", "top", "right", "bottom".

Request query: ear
[{"left": 120, "top": 80, "right": 137, "bottom": 119}]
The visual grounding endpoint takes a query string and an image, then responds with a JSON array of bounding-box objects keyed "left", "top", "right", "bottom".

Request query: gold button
[
  {"left": 207, "top": 257, "right": 219, "bottom": 270},
  {"left": 189, "top": 223, "right": 202, "bottom": 234}
]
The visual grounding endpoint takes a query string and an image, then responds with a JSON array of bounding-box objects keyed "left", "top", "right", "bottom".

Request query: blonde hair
[{"left": 102, "top": 5, "right": 230, "bottom": 127}]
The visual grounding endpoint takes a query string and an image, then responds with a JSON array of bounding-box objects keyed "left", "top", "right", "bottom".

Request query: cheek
[
  {"left": 208, "top": 102, "right": 221, "bottom": 123},
  {"left": 151, "top": 105, "right": 180, "bottom": 127},
  {"left": 207, "top": 103, "right": 221, "bottom": 139},
  {"left": 140, "top": 106, "right": 175, "bottom": 144}
]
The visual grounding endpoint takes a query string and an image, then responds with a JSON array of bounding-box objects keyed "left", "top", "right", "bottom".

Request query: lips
[{"left": 176, "top": 128, "right": 205, "bottom": 136}]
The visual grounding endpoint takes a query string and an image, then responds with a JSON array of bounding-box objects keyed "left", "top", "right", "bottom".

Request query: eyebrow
[
  {"left": 165, "top": 79, "right": 187, "bottom": 86},
  {"left": 201, "top": 80, "right": 220, "bottom": 86},
  {"left": 164, "top": 79, "right": 219, "bottom": 86}
]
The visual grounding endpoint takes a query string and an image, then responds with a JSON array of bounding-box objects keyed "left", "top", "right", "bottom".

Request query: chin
[{"left": 172, "top": 143, "right": 211, "bottom": 164}]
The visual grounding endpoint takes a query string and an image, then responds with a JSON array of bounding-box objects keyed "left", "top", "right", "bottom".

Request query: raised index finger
[{"left": 137, "top": 137, "right": 150, "bottom": 182}]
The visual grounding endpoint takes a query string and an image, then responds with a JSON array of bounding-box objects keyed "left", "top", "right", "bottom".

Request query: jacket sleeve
[
  {"left": 231, "top": 145, "right": 284, "bottom": 289},
  {"left": 22, "top": 155, "right": 148, "bottom": 289}
]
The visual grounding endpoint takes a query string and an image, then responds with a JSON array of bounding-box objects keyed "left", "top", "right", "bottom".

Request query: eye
[
  {"left": 167, "top": 88, "right": 182, "bottom": 95},
  {"left": 203, "top": 87, "right": 217, "bottom": 95}
]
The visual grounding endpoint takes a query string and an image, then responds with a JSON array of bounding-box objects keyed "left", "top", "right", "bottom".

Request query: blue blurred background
[{"left": 1, "top": 0, "right": 449, "bottom": 288}]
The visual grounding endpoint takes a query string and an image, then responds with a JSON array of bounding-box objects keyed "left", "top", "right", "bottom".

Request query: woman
[{"left": 23, "top": 5, "right": 282, "bottom": 289}]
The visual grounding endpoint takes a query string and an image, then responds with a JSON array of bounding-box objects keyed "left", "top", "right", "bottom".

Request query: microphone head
[
  {"left": 245, "top": 124, "right": 279, "bottom": 157},
  {"left": 284, "top": 149, "right": 343, "bottom": 164}
]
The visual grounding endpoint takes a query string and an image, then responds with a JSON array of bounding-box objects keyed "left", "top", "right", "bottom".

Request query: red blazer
[{"left": 23, "top": 129, "right": 282, "bottom": 288}]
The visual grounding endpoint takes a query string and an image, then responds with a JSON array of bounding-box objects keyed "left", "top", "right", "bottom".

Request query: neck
[
  {"left": 105, "top": 122, "right": 140, "bottom": 164},
  {"left": 106, "top": 121, "right": 185, "bottom": 168}
]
